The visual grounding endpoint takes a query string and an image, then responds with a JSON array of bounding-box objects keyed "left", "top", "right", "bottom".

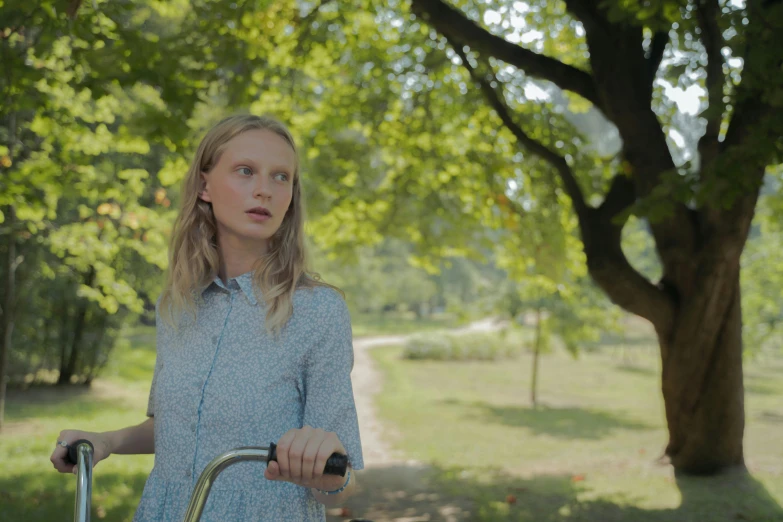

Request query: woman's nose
[{"left": 254, "top": 173, "right": 272, "bottom": 198}]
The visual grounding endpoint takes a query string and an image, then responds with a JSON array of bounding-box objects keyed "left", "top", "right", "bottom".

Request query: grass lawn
[
  {"left": 0, "top": 326, "right": 158, "bottom": 522},
  {"left": 0, "top": 312, "right": 459, "bottom": 521},
  {"left": 370, "top": 322, "right": 783, "bottom": 521},
  {"left": 2, "top": 317, "right": 781, "bottom": 521}
]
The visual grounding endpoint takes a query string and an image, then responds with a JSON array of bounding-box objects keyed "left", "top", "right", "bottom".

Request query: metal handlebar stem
[
  {"left": 182, "top": 447, "right": 272, "bottom": 522},
  {"left": 72, "top": 442, "right": 94, "bottom": 522}
]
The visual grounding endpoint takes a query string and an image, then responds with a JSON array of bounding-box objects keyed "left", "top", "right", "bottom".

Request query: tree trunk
[
  {"left": 58, "top": 288, "right": 71, "bottom": 382},
  {"left": 660, "top": 271, "right": 745, "bottom": 474},
  {"left": 0, "top": 112, "right": 19, "bottom": 430},
  {"left": 411, "top": 0, "right": 780, "bottom": 479},
  {"left": 84, "top": 310, "right": 108, "bottom": 385},
  {"left": 58, "top": 266, "right": 96, "bottom": 385},
  {"left": 0, "top": 205, "right": 17, "bottom": 430},
  {"left": 530, "top": 306, "right": 542, "bottom": 408}
]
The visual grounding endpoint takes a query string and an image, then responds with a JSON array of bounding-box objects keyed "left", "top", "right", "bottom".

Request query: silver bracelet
[{"left": 316, "top": 469, "right": 351, "bottom": 495}]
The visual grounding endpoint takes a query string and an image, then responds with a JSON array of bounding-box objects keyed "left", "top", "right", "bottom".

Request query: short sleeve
[
  {"left": 146, "top": 297, "right": 164, "bottom": 418},
  {"left": 301, "top": 291, "right": 365, "bottom": 471}
]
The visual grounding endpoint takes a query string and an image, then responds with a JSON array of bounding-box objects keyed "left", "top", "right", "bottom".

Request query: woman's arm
[
  {"left": 51, "top": 417, "right": 155, "bottom": 474},
  {"left": 104, "top": 416, "right": 155, "bottom": 455}
]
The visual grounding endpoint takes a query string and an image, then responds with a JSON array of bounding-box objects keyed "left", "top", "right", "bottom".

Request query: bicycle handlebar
[
  {"left": 65, "top": 439, "right": 94, "bottom": 467},
  {"left": 62, "top": 439, "right": 352, "bottom": 522},
  {"left": 182, "top": 443, "right": 349, "bottom": 522},
  {"left": 64, "top": 439, "right": 95, "bottom": 522},
  {"left": 268, "top": 442, "right": 349, "bottom": 476}
]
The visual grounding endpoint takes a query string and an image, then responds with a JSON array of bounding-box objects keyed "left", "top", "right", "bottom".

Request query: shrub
[{"left": 403, "top": 329, "right": 525, "bottom": 361}]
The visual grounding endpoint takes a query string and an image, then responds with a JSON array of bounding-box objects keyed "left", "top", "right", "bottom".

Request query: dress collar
[{"left": 207, "top": 270, "right": 259, "bottom": 306}]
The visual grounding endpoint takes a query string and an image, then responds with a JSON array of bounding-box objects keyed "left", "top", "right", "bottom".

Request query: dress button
[
  {"left": 191, "top": 422, "right": 196, "bottom": 432},
  {"left": 186, "top": 469, "right": 192, "bottom": 478},
  {"left": 211, "top": 335, "right": 218, "bottom": 343}
]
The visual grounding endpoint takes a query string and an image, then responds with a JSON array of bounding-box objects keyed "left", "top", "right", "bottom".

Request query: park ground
[{"left": 1, "top": 314, "right": 782, "bottom": 521}]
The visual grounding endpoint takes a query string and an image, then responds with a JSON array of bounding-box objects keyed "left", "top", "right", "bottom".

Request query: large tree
[{"left": 407, "top": 0, "right": 783, "bottom": 474}]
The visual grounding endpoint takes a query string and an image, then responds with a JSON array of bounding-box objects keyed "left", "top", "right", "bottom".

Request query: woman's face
[{"left": 199, "top": 129, "right": 296, "bottom": 252}]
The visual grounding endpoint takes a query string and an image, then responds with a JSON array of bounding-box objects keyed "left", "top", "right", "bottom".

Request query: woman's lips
[{"left": 246, "top": 211, "right": 271, "bottom": 222}]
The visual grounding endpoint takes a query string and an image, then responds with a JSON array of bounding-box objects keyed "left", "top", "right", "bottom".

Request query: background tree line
[{"left": 1, "top": 0, "right": 782, "bottom": 476}]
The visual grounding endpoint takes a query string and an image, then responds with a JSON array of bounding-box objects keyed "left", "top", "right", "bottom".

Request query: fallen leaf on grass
[{"left": 326, "top": 507, "right": 353, "bottom": 518}]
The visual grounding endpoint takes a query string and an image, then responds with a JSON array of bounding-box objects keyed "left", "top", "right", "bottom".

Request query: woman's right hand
[{"left": 50, "top": 430, "right": 113, "bottom": 474}]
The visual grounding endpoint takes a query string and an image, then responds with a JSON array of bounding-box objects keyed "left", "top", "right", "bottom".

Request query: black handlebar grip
[
  {"left": 323, "top": 452, "right": 349, "bottom": 477},
  {"left": 65, "top": 439, "right": 95, "bottom": 465},
  {"left": 268, "top": 442, "right": 349, "bottom": 477}
]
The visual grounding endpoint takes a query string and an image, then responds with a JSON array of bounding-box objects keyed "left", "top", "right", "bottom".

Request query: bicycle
[{"left": 64, "top": 439, "right": 372, "bottom": 522}]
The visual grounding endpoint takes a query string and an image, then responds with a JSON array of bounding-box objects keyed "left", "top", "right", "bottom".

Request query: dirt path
[{"left": 326, "top": 318, "right": 504, "bottom": 522}]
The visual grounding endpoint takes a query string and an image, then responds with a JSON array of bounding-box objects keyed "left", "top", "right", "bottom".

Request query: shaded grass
[
  {"left": 426, "top": 464, "right": 783, "bottom": 522},
  {"left": 370, "top": 337, "right": 783, "bottom": 521},
  {"left": 441, "top": 400, "right": 654, "bottom": 439},
  {"left": 0, "top": 469, "right": 150, "bottom": 522},
  {"left": 1, "top": 338, "right": 156, "bottom": 522}
]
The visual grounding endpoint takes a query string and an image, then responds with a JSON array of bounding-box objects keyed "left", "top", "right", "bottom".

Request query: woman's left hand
[{"left": 265, "top": 425, "right": 349, "bottom": 491}]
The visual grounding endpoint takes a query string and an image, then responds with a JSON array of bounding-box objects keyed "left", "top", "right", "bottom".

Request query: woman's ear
[{"left": 199, "top": 172, "right": 212, "bottom": 203}]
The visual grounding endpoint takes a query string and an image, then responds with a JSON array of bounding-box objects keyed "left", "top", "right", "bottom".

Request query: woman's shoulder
[
  {"left": 290, "top": 285, "right": 352, "bottom": 344},
  {"left": 293, "top": 284, "right": 347, "bottom": 312}
]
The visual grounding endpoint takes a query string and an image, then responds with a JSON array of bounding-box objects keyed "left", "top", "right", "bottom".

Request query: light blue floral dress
[{"left": 133, "top": 271, "right": 364, "bottom": 521}]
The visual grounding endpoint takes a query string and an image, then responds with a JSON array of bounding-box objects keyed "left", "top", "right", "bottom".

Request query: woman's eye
[
  {"left": 275, "top": 173, "right": 289, "bottom": 181},
  {"left": 239, "top": 167, "right": 253, "bottom": 176}
]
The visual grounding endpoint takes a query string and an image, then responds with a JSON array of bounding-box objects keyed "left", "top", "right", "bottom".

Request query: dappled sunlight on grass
[
  {"left": 424, "top": 462, "right": 783, "bottom": 522},
  {"left": 370, "top": 333, "right": 783, "bottom": 521},
  {"left": 335, "top": 459, "right": 783, "bottom": 522}
]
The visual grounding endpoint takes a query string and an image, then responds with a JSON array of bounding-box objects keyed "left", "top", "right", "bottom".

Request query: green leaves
[
  {"left": 742, "top": 188, "right": 783, "bottom": 357},
  {"left": 600, "top": 0, "right": 685, "bottom": 28},
  {"left": 0, "top": 0, "right": 213, "bottom": 383},
  {"left": 3, "top": 0, "right": 781, "bottom": 387}
]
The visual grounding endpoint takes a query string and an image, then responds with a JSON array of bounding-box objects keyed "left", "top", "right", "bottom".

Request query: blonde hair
[{"left": 159, "top": 113, "right": 343, "bottom": 336}]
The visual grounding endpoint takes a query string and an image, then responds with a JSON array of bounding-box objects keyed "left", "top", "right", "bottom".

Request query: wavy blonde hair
[{"left": 159, "top": 113, "right": 343, "bottom": 336}]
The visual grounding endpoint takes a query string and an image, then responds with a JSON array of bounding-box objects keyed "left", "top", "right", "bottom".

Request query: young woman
[{"left": 50, "top": 114, "right": 364, "bottom": 521}]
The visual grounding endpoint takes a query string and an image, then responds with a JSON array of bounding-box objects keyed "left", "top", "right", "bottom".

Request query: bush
[{"left": 403, "top": 329, "right": 526, "bottom": 361}]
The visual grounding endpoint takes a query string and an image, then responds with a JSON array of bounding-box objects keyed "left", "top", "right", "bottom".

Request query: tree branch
[
  {"left": 584, "top": 224, "right": 676, "bottom": 333},
  {"left": 292, "top": 0, "right": 336, "bottom": 56},
  {"left": 710, "top": 0, "right": 783, "bottom": 236},
  {"left": 558, "top": 3, "right": 700, "bottom": 292},
  {"left": 451, "top": 37, "right": 676, "bottom": 330},
  {"left": 66, "top": 0, "right": 83, "bottom": 19},
  {"left": 722, "top": 0, "right": 782, "bottom": 154},
  {"left": 696, "top": 0, "right": 725, "bottom": 167},
  {"left": 297, "top": 0, "right": 335, "bottom": 27},
  {"left": 647, "top": 30, "right": 669, "bottom": 83},
  {"left": 584, "top": 174, "right": 676, "bottom": 332},
  {"left": 599, "top": 172, "right": 636, "bottom": 218},
  {"left": 409, "top": 0, "right": 603, "bottom": 110},
  {"left": 450, "top": 42, "right": 590, "bottom": 226}
]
